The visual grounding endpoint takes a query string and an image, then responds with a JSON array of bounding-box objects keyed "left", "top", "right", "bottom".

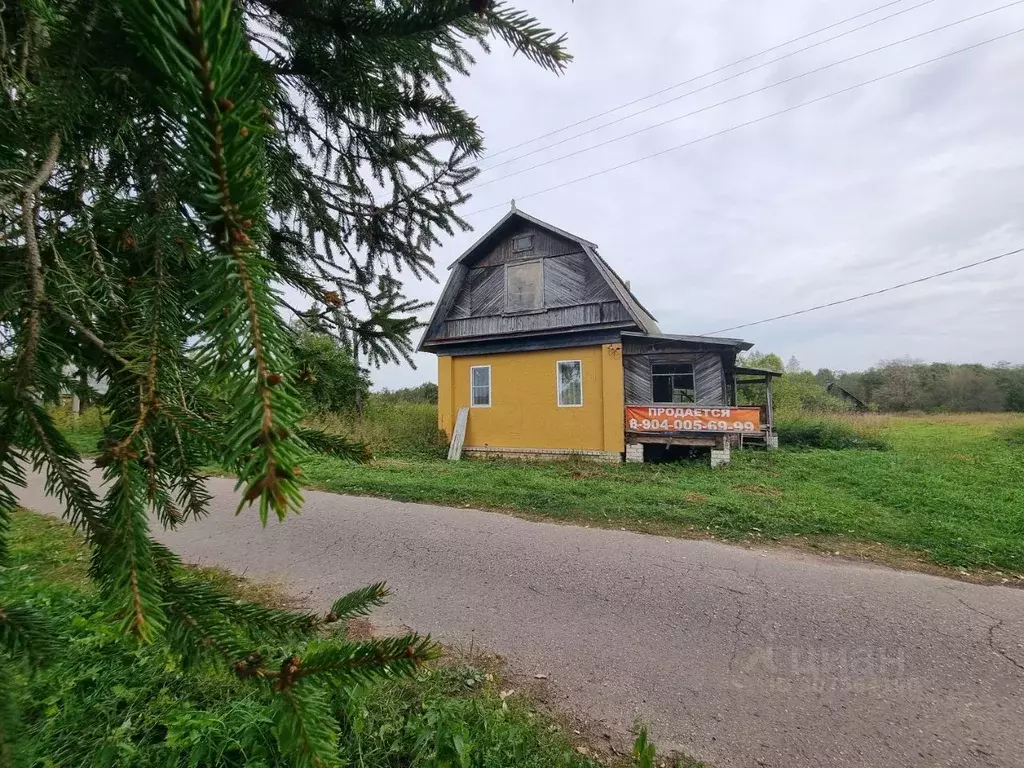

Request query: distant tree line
[
  {"left": 824, "top": 359, "right": 1024, "bottom": 413},
  {"left": 375, "top": 382, "right": 439, "bottom": 405},
  {"left": 741, "top": 352, "right": 1024, "bottom": 413}
]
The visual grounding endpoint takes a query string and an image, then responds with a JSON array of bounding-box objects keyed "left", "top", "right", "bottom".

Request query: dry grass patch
[{"left": 734, "top": 484, "right": 783, "bottom": 497}]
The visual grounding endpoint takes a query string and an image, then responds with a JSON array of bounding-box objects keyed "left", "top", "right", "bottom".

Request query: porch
[{"left": 623, "top": 365, "right": 782, "bottom": 466}]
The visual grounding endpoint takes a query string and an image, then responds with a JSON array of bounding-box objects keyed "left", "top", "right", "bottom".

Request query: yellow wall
[{"left": 437, "top": 344, "right": 624, "bottom": 454}]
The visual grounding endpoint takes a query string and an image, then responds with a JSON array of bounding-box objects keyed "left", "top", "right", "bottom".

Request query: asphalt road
[{"left": 17, "top": 469, "right": 1024, "bottom": 768}]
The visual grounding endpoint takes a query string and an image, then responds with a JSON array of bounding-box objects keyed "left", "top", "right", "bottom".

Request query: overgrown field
[
  {"left": 58, "top": 407, "right": 1024, "bottom": 574},
  {"left": 1, "top": 510, "right": 612, "bottom": 768}
]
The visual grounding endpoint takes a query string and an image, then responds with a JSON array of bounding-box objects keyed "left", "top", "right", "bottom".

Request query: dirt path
[{"left": 17, "top": 469, "right": 1024, "bottom": 768}]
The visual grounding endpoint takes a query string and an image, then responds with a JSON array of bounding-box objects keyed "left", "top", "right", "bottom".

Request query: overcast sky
[{"left": 371, "top": 0, "right": 1024, "bottom": 390}]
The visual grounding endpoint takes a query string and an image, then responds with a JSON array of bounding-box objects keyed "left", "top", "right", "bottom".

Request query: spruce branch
[
  {"left": 273, "top": 684, "right": 339, "bottom": 768},
  {"left": 324, "top": 582, "right": 390, "bottom": 624},
  {"left": 1, "top": 0, "right": 571, "bottom": 758},
  {"left": 0, "top": 603, "right": 57, "bottom": 666},
  {"left": 295, "top": 633, "right": 439, "bottom": 685},
  {"left": 96, "top": 461, "right": 165, "bottom": 641},
  {"left": 295, "top": 428, "right": 370, "bottom": 462},
  {"left": 19, "top": 402, "right": 102, "bottom": 539},
  {"left": 42, "top": 300, "right": 133, "bottom": 369},
  {"left": 16, "top": 134, "right": 62, "bottom": 391},
  {"left": 478, "top": 2, "right": 572, "bottom": 74}
]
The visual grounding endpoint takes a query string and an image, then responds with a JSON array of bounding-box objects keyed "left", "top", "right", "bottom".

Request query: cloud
[{"left": 372, "top": 0, "right": 1024, "bottom": 389}]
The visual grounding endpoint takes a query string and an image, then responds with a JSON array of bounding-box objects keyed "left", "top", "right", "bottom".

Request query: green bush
[
  {"left": 46, "top": 404, "right": 104, "bottom": 453},
  {"left": 45, "top": 403, "right": 104, "bottom": 433},
  {"left": 291, "top": 329, "right": 369, "bottom": 413},
  {"left": 775, "top": 417, "right": 888, "bottom": 451},
  {"left": 997, "top": 423, "right": 1024, "bottom": 446},
  {"left": 309, "top": 399, "right": 447, "bottom": 459}
]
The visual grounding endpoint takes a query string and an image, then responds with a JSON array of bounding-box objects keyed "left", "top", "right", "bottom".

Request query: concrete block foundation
[{"left": 710, "top": 437, "right": 731, "bottom": 468}]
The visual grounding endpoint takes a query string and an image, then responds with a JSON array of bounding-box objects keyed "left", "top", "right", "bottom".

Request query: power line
[
  {"left": 462, "top": 26, "right": 1024, "bottom": 218},
  {"left": 469, "top": 1, "right": 1023, "bottom": 191},
  {"left": 477, "top": 0, "right": 941, "bottom": 175},
  {"left": 702, "top": 247, "right": 1023, "bottom": 335},
  {"left": 478, "top": 0, "right": 927, "bottom": 163}
]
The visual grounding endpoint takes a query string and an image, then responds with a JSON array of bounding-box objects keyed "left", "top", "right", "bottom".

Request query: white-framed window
[
  {"left": 556, "top": 360, "right": 583, "bottom": 407},
  {"left": 470, "top": 365, "right": 491, "bottom": 407},
  {"left": 505, "top": 260, "right": 544, "bottom": 313}
]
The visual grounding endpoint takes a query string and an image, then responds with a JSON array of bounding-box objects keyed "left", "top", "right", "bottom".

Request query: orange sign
[{"left": 625, "top": 406, "right": 762, "bottom": 434}]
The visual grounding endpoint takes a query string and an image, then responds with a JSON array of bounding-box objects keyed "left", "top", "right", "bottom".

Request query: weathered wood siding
[
  {"left": 622, "top": 338, "right": 727, "bottom": 405},
  {"left": 474, "top": 221, "right": 581, "bottom": 267},
  {"left": 443, "top": 302, "right": 631, "bottom": 339},
  {"left": 432, "top": 223, "right": 635, "bottom": 340},
  {"left": 543, "top": 252, "right": 586, "bottom": 307},
  {"left": 469, "top": 265, "right": 504, "bottom": 317}
]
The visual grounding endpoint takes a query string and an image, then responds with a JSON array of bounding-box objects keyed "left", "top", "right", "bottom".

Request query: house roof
[
  {"left": 827, "top": 381, "right": 867, "bottom": 408},
  {"left": 446, "top": 207, "right": 598, "bottom": 270},
  {"left": 583, "top": 244, "right": 660, "bottom": 335},
  {"left": 622, "top": 331, "right": 754, "bottom": 351},
  {"left": 420, "top": 207, "right": 660, "bottom": 350},
  {"left": 446, "top": 207, "right": 658, "bottom": 333},
  {"left": 734, "top": 365, "right": 784, "bottom": 377}
]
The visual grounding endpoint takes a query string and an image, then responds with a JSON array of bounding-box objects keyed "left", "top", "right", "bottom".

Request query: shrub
[
  {"left": 45, "top": 404, "right": 104, "bottom": 433},
  {"left": 997, "top": 424, "right": 1024, "bottom": 447},
  {"left": 291, "top": 330, "right": 369, "bottom": 413},
  {"left": 775, "top": 416, "right": 888, "bottom": 450}
]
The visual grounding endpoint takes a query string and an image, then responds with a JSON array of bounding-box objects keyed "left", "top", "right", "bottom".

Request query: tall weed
[
  {"left": 775, "top": 416, "right": 888, "bottom": 450},
  {"left": 308, "top": 398, "right": 446, "bottom": 459}
]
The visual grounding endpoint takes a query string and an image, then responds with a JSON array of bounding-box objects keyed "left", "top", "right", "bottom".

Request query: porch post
[{"left": 765, "top": 376, "right": 778, "bottom": 450}]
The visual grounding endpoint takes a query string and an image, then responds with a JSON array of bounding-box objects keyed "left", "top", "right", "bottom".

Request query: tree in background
[
  {"left": 940, "top": 367, "right": 1006, "bottom": 412},
  {"left": 994, "top": 362, "right": 1024, "bottom": 411},
  {"left": 738, "top": 350, "right": 847, "bottom": 415},
  {"left": 872, "top": 359, "right": 924, "bottom": 411},
  {"left": 0, "top": 0, "right": 568, "bottom": 762},
  {"left": 291, "top": 326, "right": 369, "bottom": 413},
  {"left": 759, "top": 355, "right": 1024, "bottom": 414}
]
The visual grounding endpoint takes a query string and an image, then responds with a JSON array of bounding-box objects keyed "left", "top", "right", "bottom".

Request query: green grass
[
  {"left": 296, "top": 414, "right": 1024, "bottom": 574},
  {"left": 2, "top": 510, "right": 630, "bottom": 768},
  {"left": 55, "top": 406, "right": 1024, "bottom": 573}
]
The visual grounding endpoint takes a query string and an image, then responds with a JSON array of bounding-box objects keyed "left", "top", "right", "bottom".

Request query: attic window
[
  {"left": 512, "top": 234, "right": 534, "bottom": 252},
  {"left": 506, "top": 260, "right": 543, "bottom": 313}
]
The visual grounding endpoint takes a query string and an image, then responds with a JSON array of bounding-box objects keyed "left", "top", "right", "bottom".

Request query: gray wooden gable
[{"left": 419, "top": 209, "right": 659, "bottom": 350}]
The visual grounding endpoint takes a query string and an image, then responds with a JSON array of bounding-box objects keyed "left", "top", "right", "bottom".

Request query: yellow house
[{"left": 419, "top": 207, "right": 779, "bottom": 464}]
